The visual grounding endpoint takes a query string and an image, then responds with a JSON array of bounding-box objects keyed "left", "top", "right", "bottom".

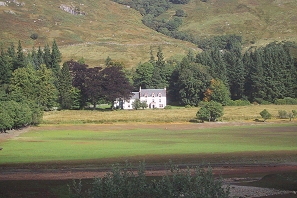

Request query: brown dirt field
[{"left": 1, "top": 164, "right": 297, "bottom": 181}]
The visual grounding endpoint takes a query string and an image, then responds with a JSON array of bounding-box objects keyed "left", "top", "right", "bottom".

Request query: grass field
[
  {"left": 1, "top": 122, "right": 297, "bottom": 166},
  {"left": 42, "top": 105, "right": 297, "bottom": 124},
  {"left": 1, "top": 105, "right": 297, "bottom": 197}
]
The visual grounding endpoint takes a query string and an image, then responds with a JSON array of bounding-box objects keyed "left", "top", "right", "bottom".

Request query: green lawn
[{"left": 1, "top": 123, "right": 297, "bottom": 165}]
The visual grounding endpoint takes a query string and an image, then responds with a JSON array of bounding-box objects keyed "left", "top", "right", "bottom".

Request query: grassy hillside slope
[
  {"left": 0, "top": 0, "right": 197, "bottom": 67},
  {"left": 167, "top": 0, "right": 297, "bottom": 47},
  {"left": 1, "top": 0, "right": 297, "bottom": 67}
]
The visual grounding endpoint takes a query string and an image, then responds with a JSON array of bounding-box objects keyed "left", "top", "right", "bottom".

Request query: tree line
[
  {"left": 134, "top": 39, "right": 297, "bottom": 106},
  {"left": 0, "top": 41, "right": 133, "bottom": 132},
  {"left": 1, "top": 39, "right": 297, "bottom": 131}
]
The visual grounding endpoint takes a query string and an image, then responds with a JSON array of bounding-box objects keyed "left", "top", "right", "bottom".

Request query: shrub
[
  {"left": 140, "top": 101, "right": 148, "bottom": 109},
  {"left": 185, "top": 104, "right": 192, "bottom": 108},
  {"left": 132, "top": 99, "right": 141, "bottom": 110},
  {"left": 69, "top": 161, "right": 230, "bottom": 198},
  {"left": 175, "top": 9, "right": 187, "bottom": 17},
  {"left": 278, "top": 110, "right": 288, "bottom": 119},
  {"left": 260, "top": 109, "right": 272, "bottom": 122},
  {"left": 274, "top": 97, "right": 297, "bottom": 105},
  {"left": 289, "top": 110, "right": 297, "bottom": 121},
  {"left": 254, "top": 98, "right": 271, "bottom": 105},
  {"left": 164, "top": 105, "right": 172, "bottom": 109},
  {"left": 30, "top": 33, "right": 38, "bottom": 40},
  {"left": 226, "top": 99, "right": 250, "bottom": 106}
]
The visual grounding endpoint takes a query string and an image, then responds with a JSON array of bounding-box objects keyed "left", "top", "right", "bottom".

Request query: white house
[{"left": 114, "top": 87, "right": 167, "bottom": 109}]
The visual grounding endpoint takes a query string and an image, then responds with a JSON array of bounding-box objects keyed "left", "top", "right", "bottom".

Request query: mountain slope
[
  {"left": 0, "top": 0, "right": 197, "bottom": 67},
  {"left": 167, "top": 0, "right": 297, "bottom": 46},
  {"left": 1, "top": 0, "right": 297, "bottom": 67}
]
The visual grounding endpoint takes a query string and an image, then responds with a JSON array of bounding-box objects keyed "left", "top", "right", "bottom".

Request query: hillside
[
  {"left": 1, "top": 0, "right": 297, "bottom": 67},
  {"left": 0, "top": 0, "right": 198, "bottom": 67},
  {"left": 166, "top": 0, "right": 297, "bottom": 46}
]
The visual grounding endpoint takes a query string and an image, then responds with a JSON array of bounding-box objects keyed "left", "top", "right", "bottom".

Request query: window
[
  {"left": 159, "top": 104, "right": 163, "bottom": 108},
  {"left": 159, "top": 99, "right": 161, "bottom": 102},
  {"left": 152, "top": 99, "right": 155, "bottom": 102},
  {"left": 158, "top": 93, "right": 162, "bottom": 97},
  {"left": 152, "top": 93, "right": 155, "bottom": 97}
]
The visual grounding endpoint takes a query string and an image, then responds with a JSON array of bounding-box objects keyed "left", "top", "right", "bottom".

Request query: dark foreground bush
[{"left": 69, "top": 161, "right": 229, "bottom": 198}]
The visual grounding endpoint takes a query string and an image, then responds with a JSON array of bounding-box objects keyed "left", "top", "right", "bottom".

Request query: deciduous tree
[
  {"left": 171, "top": 57, "right": 211, "bottom": 106},
  {"left": 196, "top": 101, "right": 224, "bottom": 122},
  {"left": 101, "top": 64, "right": 133, "bottom": 105},
  {"left": 203, "top": 79, "right": 230, "bottom": 106}
]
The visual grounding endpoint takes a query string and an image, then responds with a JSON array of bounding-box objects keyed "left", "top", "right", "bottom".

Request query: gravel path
[{"left": 226, "top": 184, "right": 295, "bottom": 198}]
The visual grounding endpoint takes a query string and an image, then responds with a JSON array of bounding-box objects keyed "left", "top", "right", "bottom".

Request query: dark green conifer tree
[
  {"left": 0, "top": 49, "right": 12, "bottom": 86},
  {"left": 58, "top": 63, "right": 74, "bottom": 109},
  {"left": 224, "top": 51, "right": 245, "bottom": 100},
  {"left": 156, "top": 46, "right": 165, "bottom": 68},
  {"left": 51, "top": 39, "right": 62, "bottom": 75},
  {"left": 7, "top": 43, "right": 16, "bottom": 60},
  {"left": 30, "top": 47, "right": 40, "bottom": 70},
  {"left": 14, "top": 40, "right": 26, "bottom": 70},
  {"left": 149, "top": 46, "right": 155, "bottom": 64},
  {"left": 43, "top": 44, "right": 51, "bottom": 69},
  {"left": 37, "top": 46, "right": 44, "bottom": 66}
]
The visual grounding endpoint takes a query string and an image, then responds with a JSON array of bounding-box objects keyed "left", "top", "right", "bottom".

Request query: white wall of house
[
  {"left": 139, "top": 94, "right": 166, "bottom": 108},
  {"left": 122, "top": 98, "right": 136, "bottom": 109},
  {"left": 114, "top": 88, "right": 166, "bottom": 109}
]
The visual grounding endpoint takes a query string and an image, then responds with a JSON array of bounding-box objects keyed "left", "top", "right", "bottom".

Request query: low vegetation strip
[
  {"left": 0, "top": 123, "right": 297, "bottom": 165},
  {"left": 42, "top": 105, "right": 297, "bottom": 124}
]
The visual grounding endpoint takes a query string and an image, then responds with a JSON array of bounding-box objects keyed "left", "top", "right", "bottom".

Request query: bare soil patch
[
  {"left": 0, "top": 127, "right": 30, "bottom": 143},
  {"left": 1, "top": 164, "right": 297, "bottom": 181}
]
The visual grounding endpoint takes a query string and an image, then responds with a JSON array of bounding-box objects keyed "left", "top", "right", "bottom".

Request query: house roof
[
  {"left": 140, "top": 88, "right": 166, "bottom": 97},
  {"left": 130, "top": 92, "right": 140, "bottom": 99}
]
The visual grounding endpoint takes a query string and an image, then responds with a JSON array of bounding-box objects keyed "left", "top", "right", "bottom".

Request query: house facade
[{"left": 114, "top": 87, "right": 167, "bottom": 109}]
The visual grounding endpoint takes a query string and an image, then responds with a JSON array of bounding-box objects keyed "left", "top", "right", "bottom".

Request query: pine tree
[
  {"left": 37, "top": 46, "right": 44, "bottom": 66},
  {"left": 30, "top": 47, "right": 40, "bottom": 70},
  {"left": 246, "top": 49, "right": 265, "bottom": 101},
  {"left": 0, "top": 49, "right": 12, "bottom": 85},
  {"left": 151, "top": 67, "right": 164, "bottom": 88},
  {"left": 51, "top": 39, "right": 61, "bottom": 75},
  {"left": 7, "top": 43, "right": 16, "bottom": 60},
  {"left": 156, "top": 46, "right": 165, "bottom": 68},
  {"left": 43, "top": 44, "right": 51, "bottom": 69},
  {"left": 14, "top": 40, "right": 26, "bottom": 70},
  {"left": 133, "top": 62, "right": 154, "bottom": 89},
  {"left": 58, "top": 63, "right": 74, "bottom": 109},
  {"left": 149, "top": 46, "right": 155, "bottom": 64},
  {"left": 224, "top": 50, "right": 245, "bottom": 100}
]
